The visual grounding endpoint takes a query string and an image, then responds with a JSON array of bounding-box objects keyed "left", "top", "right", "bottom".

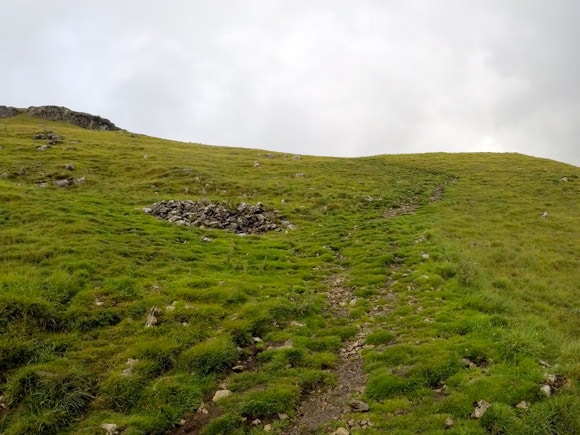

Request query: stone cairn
[{"left": 144, "top": 199, "right": 294, "bottom": 234}]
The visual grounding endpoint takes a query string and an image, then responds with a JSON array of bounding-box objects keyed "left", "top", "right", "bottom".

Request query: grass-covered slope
[{"left": 0, "top": 114, "right": 578, "bottom": 434}]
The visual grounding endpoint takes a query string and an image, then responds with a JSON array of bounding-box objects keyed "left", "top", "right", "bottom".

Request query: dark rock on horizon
[
  {"left": 0, "top": 104, "right": 120, "bottom": 131},
  {"left": 26, "top": 106, "right": 120, "bottom": 131},
  {"left": 0, "top": 106, "right": 20, "bottom": 118}
]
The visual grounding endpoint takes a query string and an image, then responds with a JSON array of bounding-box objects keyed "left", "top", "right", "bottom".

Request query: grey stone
[
  {"left": 101, "top": 423, "right": 118, "bottom": 435},
  {"left": 212, "top": 389, "right": 232, "bottom": 402},
  {"left": 145, "top": 306, "right": 162, "bottom": 328},
  {"left": 350, "top": 399, "right": 370, "bottom": 412},
  {"left": 471, "top": 400, "right": 491, "bottom": 419}
]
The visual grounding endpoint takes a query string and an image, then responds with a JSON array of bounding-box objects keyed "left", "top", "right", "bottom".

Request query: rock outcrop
[
  {"left": 144, "top": 199, "right": 294, "bottom": 234},
  {"left": 0, "top": 106, "right": 20, "bottom": 118},
  {"left": 25, "top": 106, "right": 120, "bottom": 131}
]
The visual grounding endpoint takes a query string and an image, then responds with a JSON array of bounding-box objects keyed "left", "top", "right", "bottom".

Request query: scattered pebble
[
  {"left": 444, "top": 417, "right": 454, "bottom": 428},
  {"left": 540, "top": 384, "right": 551, "bottom": 397}
]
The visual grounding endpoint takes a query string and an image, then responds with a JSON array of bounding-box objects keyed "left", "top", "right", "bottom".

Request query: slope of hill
[{"left": 0, "top": 112, "right": 578, "bottom": 434}]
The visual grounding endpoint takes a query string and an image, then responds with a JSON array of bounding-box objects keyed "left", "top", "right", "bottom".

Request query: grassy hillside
[{"left": 0, "top": 113, "right": 578, "bottom": 434}]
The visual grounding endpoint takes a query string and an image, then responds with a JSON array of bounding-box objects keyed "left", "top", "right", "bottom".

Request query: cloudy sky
[{"left": 2, "top": 1, "right": 579, "bottom": 166}]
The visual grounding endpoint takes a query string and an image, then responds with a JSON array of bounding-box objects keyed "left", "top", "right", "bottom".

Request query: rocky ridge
[
  {"left": 144, "top": 199, "right": 294, "bottom": 234},
  {"left": 0, "top": 105, "right": 119, "bottom": 131}
]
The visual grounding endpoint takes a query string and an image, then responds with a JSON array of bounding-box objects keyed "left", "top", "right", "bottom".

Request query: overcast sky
[{"left": 2, "top": 1, "right": 579, "bottom": 166}]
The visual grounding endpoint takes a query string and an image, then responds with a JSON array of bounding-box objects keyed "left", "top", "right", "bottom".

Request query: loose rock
[
  {"left": 444, "top": 417, "right": 454, "bottom": 428},
  {"left": 349, "top": 399, "right": 370, "bottom": 412},
  {"left": 212, "top": 390, "right": 232, "bottom": 402},
  {"left": 101, "top": 423, "right": 118, "bottom": 435},
  {"left": 540, "top": 385, "right": 551, "bottom": 397},
  {"left": 144, "top": 199, "right": 293, "bottom": 234},
  {"left": 471, "top": 400, "right": 491, "bottom": 419},
  {"left": 145, "top": 307, "right": 162, "bottom": 328},
  {"left": 516, "top": 401, "right": 530, "bottom": 410}
]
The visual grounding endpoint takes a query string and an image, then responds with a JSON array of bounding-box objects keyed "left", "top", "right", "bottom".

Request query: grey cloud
[{"left": 2, "top": 0, "right": 578, "bottom": 165}]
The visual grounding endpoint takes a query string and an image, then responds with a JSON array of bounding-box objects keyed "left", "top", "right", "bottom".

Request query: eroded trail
[{"left": 288, "top": 275, "right": 371, "bottom": 434}]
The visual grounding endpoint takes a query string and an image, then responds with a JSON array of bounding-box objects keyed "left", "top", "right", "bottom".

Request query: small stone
[
  {"left": 264, "top": 424, "right": 272, "bottom": 431},
  {"left": 252, "top": 419, "right": 261, "bottom": 425},
  {"left": 252, "top": 336, "right": 263, "bottom": 343},
  {"left": 462, "top": 358, "right": 476, "bottom": 368},
  {"left": 202, "top": 236, "right": 213, "bottom": 243},
  {"left": 212, "top": 390, "right": 232, "bottom": 402},
  {"left": 545, "top": 374, "right": 557, "bottom": 385},
  {"left": 538, "top": 359, "right": 550, "bottom": 368},
  {"left": 232, "top": 365, "right": 246, "bottom": 372},
  {"left": 421, "top": 252, "right": 430, "bottom": 259},
  {"left": 74, "top": 176, "right": 86, "bottom": 185},
  {"left": 1, "top": 172, "right": 9, "bottom": 179},
  {"left": 253, "top": 161, "right": 261, "bottom": 168},
  {"left": 65, "top": 163, "right": 75, "bottom": 170},
  {"left": 179, "top": 419, "right": 186, "bottom": 425},
  {"left": 333, "top": 429, "right": 349, "bottom": 435},
  {"left": 145, "top": 306, "right": 162, "bottom": 328},
  {"left": 350, "top": 399, "right": 370, "bottom": 412},
  {"left": 36, "top": 145, "right": 48, "bottom": 151},
  {"left": 165, "top": 305, "right": 176, "bottom": 311},
  {"left": 471, "top": 400, "right": 491, "bottom": 419},
  {"left": 541, "top": 211, "right": 548, "bottom": 218},
  {"left": 444, "top": 417, "right": 454, "bottom": 428},
  {"left": 101, "top": 423, "right": 118, "bottom": 435},
  {"left": 278, "top": 413, "right": 289, "bottom": 420},
  {"left": 540, "top": 384, "right": 551, "bottom": 397},
  {"left": 516, "top": 401, "right": 530, "bottom": 410}
]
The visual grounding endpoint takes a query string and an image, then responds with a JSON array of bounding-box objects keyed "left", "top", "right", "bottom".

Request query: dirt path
[{"left": 287, "top": 274, "right": 371, "bottom": 434}]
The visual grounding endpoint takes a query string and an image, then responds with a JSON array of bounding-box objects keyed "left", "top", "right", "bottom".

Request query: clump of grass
[
  {"left": 178, "top": 336, "right": 237, "bottom": 375},
  {"left": 366, "top": 329, "right": 396, "bottom": 346},
  {"left": 4, "top": 361, "right": 93, "bottom": 433},
  {"left": 365, "top": 372, "right": 415, "bottom": 400},
  {"left": 237, "top": 383, "right": 300, "bottom": 418}
]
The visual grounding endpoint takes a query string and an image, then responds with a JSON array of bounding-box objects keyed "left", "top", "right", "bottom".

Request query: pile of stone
[
  {"left": 33, "top": 130, "right": 62, "bottom": 144},
  {"left": 144, "top": 199, "right": 294, "bottom": 234}
]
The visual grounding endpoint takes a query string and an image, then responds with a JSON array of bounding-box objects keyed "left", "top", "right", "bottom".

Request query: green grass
[{"left": 0, "top": 114, "right": 578, "bottom": 433}]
